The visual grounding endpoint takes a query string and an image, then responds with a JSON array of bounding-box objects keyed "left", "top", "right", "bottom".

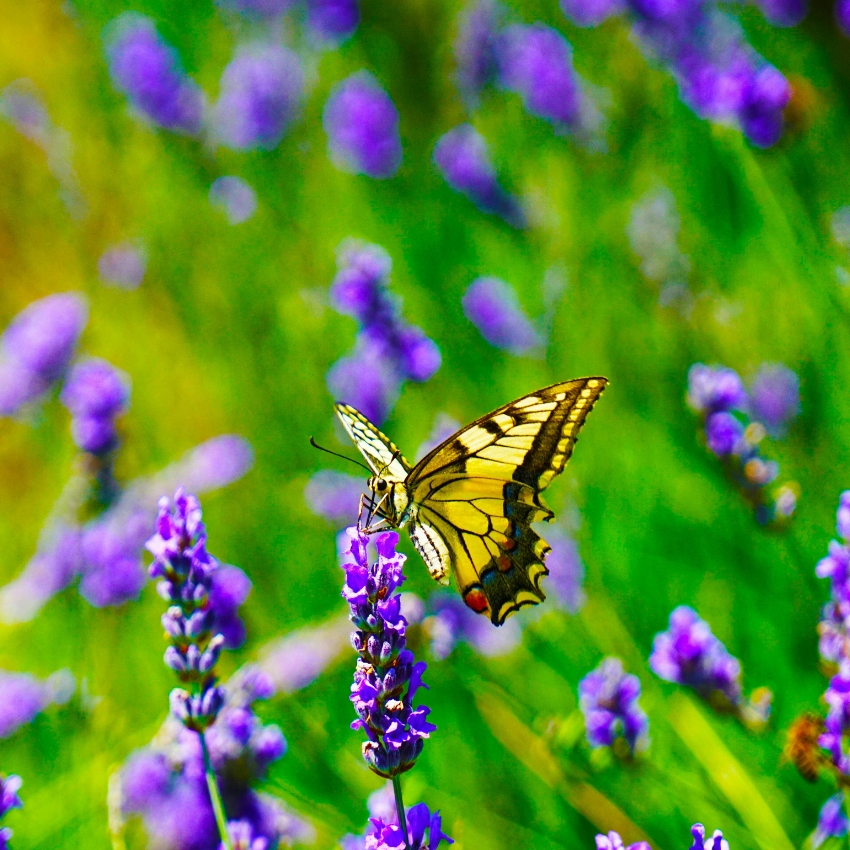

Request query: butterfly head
[{"left": 365, "top": 474, "right": 410, "bottom": 529}]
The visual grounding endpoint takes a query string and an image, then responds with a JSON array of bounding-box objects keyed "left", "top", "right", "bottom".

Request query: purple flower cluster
[
  {"left": 839, "top": 0, "right": 850, "bottom": 36},
  {"left": 650, "top": 606, "right": 771, "bottom": 725},
  {"left": 342, "top": 786, "right": 453, "bottom": 850},
  {"left": 342, "top": 528, "right": 437, "bottom": 778},
  {"left": 60, "top": 358, "right": 130, "bottom": 456},
  {"left": 0, "top": 774, "right": 22, "bottom": 850},
  {"left": 578, "top": 657, "right": 649, "bottom": 754},
  {"left": 596, "top": 824, "right": 727, "bottom": 850},
  {"left": 210, "top": 177, "right": 258, "bottom": 225},
  {"left": 219, "top": 0, "right": 359, "bottom": 45},
  {"left": 324, "top": 72, "right": 403, "bottom": 179},
  {"left": 0, "top": 435, "right": 253, "bottom": 622},
  {"left": 327, "top": 240, "right": 440, "bottom": 424},
  {"left": 146, "top": 490, "right": 251, "bottom": 731},
  {"left": 462, "top": 276, "right": 542, "bottom": 356},
  {"left": 98, "top": 242, "right": 147, "bottom": 290},
  {"left": 687, "top": 363, "right": 800, "bottom": 526},
  {"left": 0, "top": 292, "right": 87, "bottom": 417},
  {"left": 559, "top": 0, "right": 791, "bottom": 146},
  {"left": 117, "top": 668, "right": 314, "bottom": 850},
  {"left": 452, "top": 4, "right": 603, "bottom": 142},
  {"left": 0, "top": 668, "right": 75, "bottom": 739},
  {"left": 105, "top": 14, "right": 204, "bottom": 135},
  {"left": 433, "top": 124, "right": 525, "bottom": 228},
  {"left": 213, "top": 44, "right": 304, "bottom": 151}
]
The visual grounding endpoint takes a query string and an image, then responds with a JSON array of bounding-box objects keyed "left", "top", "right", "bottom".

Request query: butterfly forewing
[
  {"left": 407, "top": 378, "right": 607, "bottom": 624},
  {"left": 334, "top": 404, "right": 412, "bottom": 479}
]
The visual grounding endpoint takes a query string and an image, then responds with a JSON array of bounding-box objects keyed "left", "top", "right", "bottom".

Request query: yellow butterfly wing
[
  {"left": 335, "top": 403, "right": 412, "bottom": 480},
  {"left": 407, "top": 377, "right": 607, "bottom": 625}
]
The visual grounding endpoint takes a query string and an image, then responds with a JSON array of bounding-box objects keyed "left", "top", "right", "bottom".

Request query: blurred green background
[{"left": 2, "top": 0, "right": 850, "bottom": 847}]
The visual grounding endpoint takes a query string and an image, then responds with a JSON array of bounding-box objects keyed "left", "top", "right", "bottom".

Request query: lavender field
[{"left": 1, "top": 0, "right": 850, "bottom": 848}]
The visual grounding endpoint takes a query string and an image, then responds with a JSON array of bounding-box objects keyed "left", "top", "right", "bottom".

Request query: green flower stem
[
  {"left": 200, "top": 730, "right": 234, "bottom": 850},
  {"left": 392, "top": 774, "right": 412, "bottom": 850}
]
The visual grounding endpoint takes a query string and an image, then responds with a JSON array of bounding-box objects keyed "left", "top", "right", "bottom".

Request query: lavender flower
[
  {"left": 686, "top": 364, "right": 747, "bottom": 415},
  {"left": 814, "top": 795, "right": 849, "bottom": 848},
  {"left": 650, "top": 606, "right": 770, "bottom": 724},
  {"left": 214, "top": 45, "right": 303, "bottom": 150},
  {"left": 60, "top": 358, "right": 130, "bottom": 455},
  {"left": 839, "top": 0, "right": 850, "bottom": 36},
  {"left": 497, "top": 24, "right": 600, "bottom": 141},
  {"left": 453, "top": 0, "right": 505, "bottom": 107},
  {"left": 146, "top": 490, "right": 247, "bottom": 731},
  {"left": 327, "top": 240, "right": 440, "bottom": 424},
  {"left": 596, "top": 824, "right": 727, "bottom": 850},
  {"left": 426, "top": 594, "right": 522, "bottom": 660},
  {"left": 105, "top": 14, "right": 204, "bottom": 135},
  {"left": 595, "top": 832, "right": 649, "bottom": 850},
  {"left": 304, "top": 470, "right": 366, "bottom": 526},
  {"left": 323, "top": 72, "right": 402, "bottom": 179},
  {"left": 462, "top": 277, "right": 542, "bottom": 355},
  {"left": 306, "top": 0, "right": 360, "bottom": 44},
  {"left": 342, "top": 528, "right": 436, "bottom": 778},
  {"left": 98, "top": 242, "right": 147, "bottom": 290},
  {"left": 560, "top": 0, "right": 624, "bottom": 26},
  {"left": 433, "top": 125, "right": 525, "bottom": 228},
  {"left": 578, "top": 657, "right": 649, "bottom": 754},
  {"left": 0, "top": 292, "right": 87, "bottom": 416},
  {"left": 0, "top": 775, "right": 22, "bottom": 850},
  {"left": 747, "top": 363, "right": 800, "bottom": 437},
  {"left": 210, "top": 177, "right": 258, "bottom": 225},
  {"left": 0, "top": 669, "right": 75, "bottom": 738},
  {"left": 0, "top": 435, "right": 253, "bottom": 622},
  {"left": 116, "top": 668, "right": 314, "bottom": 849}
]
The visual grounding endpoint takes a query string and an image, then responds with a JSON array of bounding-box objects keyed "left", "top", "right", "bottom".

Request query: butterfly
[{"left": 335, "top": 377, "right": 607, "bottom": 625}]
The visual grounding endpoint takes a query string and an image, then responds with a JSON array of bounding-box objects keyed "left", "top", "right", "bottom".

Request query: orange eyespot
[{"left": 464, "top": 588, "right": 489, "bottom": 613}]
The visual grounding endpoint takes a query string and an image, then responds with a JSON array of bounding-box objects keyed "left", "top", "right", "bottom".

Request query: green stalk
[
  {"left": 392, "top": 774, "right": 412, "bottom": 850},
  {"left": 200, "top": 730, "right": 234, "bottom": 850}
]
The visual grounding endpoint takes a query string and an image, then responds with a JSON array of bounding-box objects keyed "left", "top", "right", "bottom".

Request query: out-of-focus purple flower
[
  {"left": 305, "top": 470, "right": 365, "bottom": 526},
  {"left": 116, "top": 669, "right": 314, "bottom": 850},
  {"left": 323, "top": 72, "right": 402, "bottom": 179},
  {"left": 814, "top": 794, "right": 849, "bottom": 848},
  {"left": 560, "top": 0, "right": 624, "bottom": 26},
  {"left": 747, "top": 364, "right": 800, "bottom": 437},
  {"left": 342, "top": 528, "right": 436, "bottom": 777},
  {"left": 433, "top": 125, "right": 525, "bottom": 228},
  {"left": 306, "top": 0, "right": 360, "bottom": 43},
  {"left": 497, "top": 24, "right": 589, "bottom": 136},
  {"left": 258, "top": 615, "right": 351, "bottom": 694},
  {"left": 838, "top": 0, "right": 850, "bottom": 36},
  {"left": 453, "top": 0, "right": 505, "bottom": 107},
  {"left": 79, "top": 517, "right": 148, "bottom": 607},
  {"left": 365, "top": 802, "right": 453, "bottom": 850},
  {"left": 753, "top": 0, "right": 806, "bottom": 25},
  {"left": 0, "top": 292, "right": 87, "bottom": 416},
  {"left": 224, "top": 820, "right": 269, "bottom": 850},
  {"left": 650, "top": 606, "right": 771, "bottom": 726},
  {"left": 210, "top": 177, "right": 258, "bottom": 225},
  {"left": 147, "top": 490, "right": 246, "bottom": 732},
  {"left": 426, "top": 594, "right": 522, "bottom": 660},
  {"left": 688, "top": 825, "right": 729, "bottom": 850},
  {"left": 543, "top": 524, "right": 586, "bottom": 613},
  {"left": 169, "top": 435, "right": 255, "bottom": 493},
  {"left": 105, "top": 14, "right": 204, "bottom": 135},
  {"left": 705, "top": 412, "right": 745, "bottom": 456},
  {"left": 61, "top": 358, "right": 130, "bottom": 455},
  {"left": 462, "top": 277, "right": 542, "bottom": 355},
  {"left": 214, "top": 44, "right": 303, "bottom": 151},
  {"left": 687, "top": 364, "right": 747, "bottom": 415},
  {"left": 415, "top": 413, "right": 461, "bottom": 461},
  {"left": 627, "top": 188, "right": 690, "bottom": 301},
  {"left": 328, "top": 240, "right": 440, "bottom": 424},
  {"left": 594, "top": 831, "right": 649, "bottom": 850},
  {"left": 0, "top": 774, "right": 22, "bottom": 850},
  {"left": 0, "top": 669, "right": 75, "bottom": 739},
  {"left": 98, "top": 242, "right": 147, "bottom": 290},
  {"left": 578, "top": 657, "right": 649, "bottom": 754}
]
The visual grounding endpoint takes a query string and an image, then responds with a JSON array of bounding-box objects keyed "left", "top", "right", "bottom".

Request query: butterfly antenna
[{"left": 309, "top": 437, "right": 371, "bottom": 473}]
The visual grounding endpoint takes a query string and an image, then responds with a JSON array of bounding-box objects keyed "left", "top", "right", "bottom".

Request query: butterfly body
[{"left": 336, "top": 377, "right": 607, "bottom": 625}]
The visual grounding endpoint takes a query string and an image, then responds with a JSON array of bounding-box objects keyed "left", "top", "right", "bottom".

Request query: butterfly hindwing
[
  {"left": 335, "top": 403, "right": 412, "bottom": 480},
  {"left": 407, "top": 378, "right": 607, "bottom": 624}
]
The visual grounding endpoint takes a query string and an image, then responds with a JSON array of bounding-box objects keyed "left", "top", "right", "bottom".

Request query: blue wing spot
[{"left": 481, "top": 567, "right": 498, "bottom": 587}]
